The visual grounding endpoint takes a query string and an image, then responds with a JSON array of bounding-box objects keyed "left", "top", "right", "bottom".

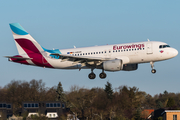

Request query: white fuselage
[{"left": 43, "top": 41, "right": 178, "bottom": 69}]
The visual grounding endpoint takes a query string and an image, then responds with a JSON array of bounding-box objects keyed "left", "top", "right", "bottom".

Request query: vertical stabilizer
[
  {"left": 9, "top": 23, "right": 53, "bottom": 68},
  {"left": 9, "top": 23, "right": 44, "bottom": 55}
]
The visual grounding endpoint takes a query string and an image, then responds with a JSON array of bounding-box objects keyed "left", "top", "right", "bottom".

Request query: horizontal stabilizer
[{"left": 4, "top": 56, "right": 32, "bottom": 60}]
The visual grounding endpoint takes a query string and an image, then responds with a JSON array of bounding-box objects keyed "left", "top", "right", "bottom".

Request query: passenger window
[
  {"left": 109, "top": 51, "right": 111, "bottom": 53},
  {"left": 129, "top": 49, "right": 131, "bottom": 51},
  {"left": 102, "top": 52, "right": 103, "bottom": 54},
  {"left": 121, "top": 50, "right": 123, "bottom": 52},
  {"left": 159, "top": 45, "right": 162, "bottom": 48},
  {"left": 116, "top": 50, "right": 117, "bottom": 52},
  {"left": 96, "top": 52, "right": 98, "bottom": 54},
  {"left": 105, "top": 51, "right": 106, "bottom": 53},
  {"left": 124, "top": 50, "right": 125, "bottom": 51},
  {"left": 99, "top": 52, "right": 101, "bottom": 54}
]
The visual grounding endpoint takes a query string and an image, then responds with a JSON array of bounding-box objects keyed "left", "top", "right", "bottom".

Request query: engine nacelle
[
  {"left": 122, "top": 64, "right": 138, "bottom": 71},
  {"left": 103, "top": 59, "right": 123, "bottom": 71}
]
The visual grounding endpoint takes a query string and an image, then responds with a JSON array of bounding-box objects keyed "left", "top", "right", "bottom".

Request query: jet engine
[
  {"left": 122, "top": 64, "right": 138, "bottom": 71},
  {"left": 103, "top": 59, "right": 123, "bottom": 71}
]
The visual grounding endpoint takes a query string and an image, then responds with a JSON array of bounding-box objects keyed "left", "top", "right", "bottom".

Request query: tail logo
[{"left": 10, "top": 23, "right": 28, "bottom": 35}]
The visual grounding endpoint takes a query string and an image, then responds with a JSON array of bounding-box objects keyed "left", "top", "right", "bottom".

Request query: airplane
[{"left": 5, "top": 23, "right": 178, "bottom": 79}]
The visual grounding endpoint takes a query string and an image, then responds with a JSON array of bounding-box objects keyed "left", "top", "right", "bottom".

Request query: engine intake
[{"left": 122, "top": 64, "right": 138, "bottom": 71}]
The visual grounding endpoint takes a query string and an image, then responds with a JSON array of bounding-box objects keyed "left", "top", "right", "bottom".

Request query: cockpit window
[{"left": 159, "top": 45, "right": 170, "bottom": 49}]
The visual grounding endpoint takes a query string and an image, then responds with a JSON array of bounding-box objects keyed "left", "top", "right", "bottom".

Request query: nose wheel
[
  {"left": 150, "top": 62, "right": 156, "bottom": 74},
  {"left": 151, "top": 69, "right": 156, "bottom": 73}
]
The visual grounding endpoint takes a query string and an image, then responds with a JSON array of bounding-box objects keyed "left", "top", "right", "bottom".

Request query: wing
[{"left": 50, "top": 53, "right": 111, "bottom": 67}]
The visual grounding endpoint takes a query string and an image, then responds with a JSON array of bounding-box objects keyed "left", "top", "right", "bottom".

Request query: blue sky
[{"left": 1, "top": 0, "right": 180, "bottom": 96}]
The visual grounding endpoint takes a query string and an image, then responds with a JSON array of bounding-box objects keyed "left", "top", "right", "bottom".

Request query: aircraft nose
[{"left": 172, "top": 48, "right": 178, "bottom": 57}]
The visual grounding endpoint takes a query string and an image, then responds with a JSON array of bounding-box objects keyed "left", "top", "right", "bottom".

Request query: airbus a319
[{"left": 5, "top": 23, "right": 178, "bottom": 79}]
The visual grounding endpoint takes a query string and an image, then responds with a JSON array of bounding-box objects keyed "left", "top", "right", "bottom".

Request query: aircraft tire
[
  {"left": 88, "top": 73, "right": 96, "bottom": 79},
  {"left": 151, "top": 69, "right": 156, "bottom": 74},
  {"left": 99, "top": 72, "right": 107, "bottom": 79}
]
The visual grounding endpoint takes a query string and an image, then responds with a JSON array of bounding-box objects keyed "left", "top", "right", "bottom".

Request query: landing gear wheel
[
  {"left": 150, "top": 62, "right": 156, "bottom": 74},
  {"left": 151, "top": 69, "right": 156, "bottom": 74},
  {"left": 99, "top": 72, "right": 107, "bottom": 79},
  {"left": 88, "top": 73, "right": 96, "bottom": 79}
]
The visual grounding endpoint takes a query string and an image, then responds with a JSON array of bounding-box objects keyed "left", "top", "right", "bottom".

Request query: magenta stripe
[
  {"left": 15, "top": 38, "right": 40, "bottom": 53},
  {"left": 15, "top": 38, "right": 53, "bottom": 68}
]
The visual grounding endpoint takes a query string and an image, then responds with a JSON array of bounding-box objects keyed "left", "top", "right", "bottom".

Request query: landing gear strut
[
  {"left": 150, "top": 62, "right": 156, "bottom": 74},
  {"left": 99, "top": 70, "right": 107, "bottom": 79},
  {"left": 88, "top": 68, "right": 96, "bottom": 79}
]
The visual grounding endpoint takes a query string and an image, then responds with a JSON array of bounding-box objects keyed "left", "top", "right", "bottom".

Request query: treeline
[
  {"left": 0, "top": 80, "right": 57, "bottom": 113},
  {"left": 0, "top": 79, "right": 180, "bottom": 120}
]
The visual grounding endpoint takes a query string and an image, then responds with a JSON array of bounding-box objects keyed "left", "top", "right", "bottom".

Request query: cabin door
[{"left": 146, "top": 43, "right": 153, "bottom": 54}]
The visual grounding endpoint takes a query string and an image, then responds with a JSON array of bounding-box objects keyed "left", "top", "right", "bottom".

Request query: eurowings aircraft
[{"left": 6, "top": 23, "right": 178, "bottom": 79}]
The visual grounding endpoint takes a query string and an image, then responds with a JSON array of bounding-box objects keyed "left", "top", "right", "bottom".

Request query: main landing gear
[
  {"left": 150, "top": 62, "right": 156, "bottom": 74},
  {"left": 88, "top": 68, "right": 96, "bottom": 79},
  {"left": 99, "top": 70, "right": 106, "bottom": 79},
  {"left": 88, "top": 69, "right": 107, "bottom": 79}
]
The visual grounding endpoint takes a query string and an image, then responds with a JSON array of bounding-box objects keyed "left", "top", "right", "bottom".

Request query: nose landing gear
[{"left": 150, "top": 62, "right": 156, "bottom": 74}]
